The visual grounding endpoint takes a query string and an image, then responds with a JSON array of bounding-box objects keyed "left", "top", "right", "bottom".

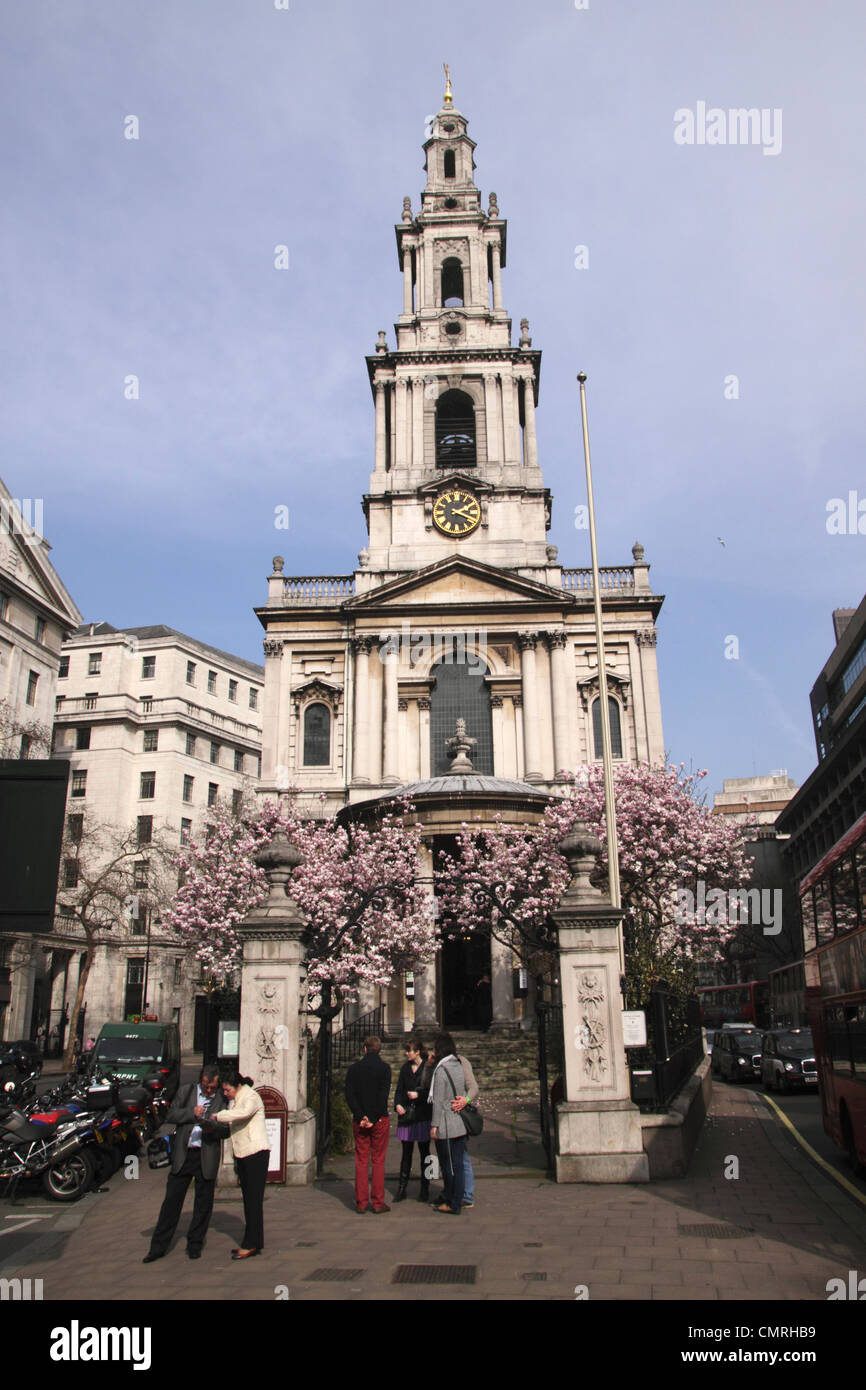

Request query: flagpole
[{"left": 577, "top": 373, "right": 624, "bottom": 976}]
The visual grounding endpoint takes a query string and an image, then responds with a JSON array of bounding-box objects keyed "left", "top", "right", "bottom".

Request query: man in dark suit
[
  {"left": 143, "top": 1064, "right": 229, "bottom": 1262},
  {"left": 345, "top": 1036, "right": 391, "bottom": 1214}
]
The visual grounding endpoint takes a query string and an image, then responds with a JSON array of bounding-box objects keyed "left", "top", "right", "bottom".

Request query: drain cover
[
  {"left": 523, "top": 1242, "right": 542, "bottom": 1248},
  {"left": 678, "top": 1224, "right": 754, "bottom": 1239},
  {"left": 393, "top": 1265, "right": 477, "bottom": 1285},
  {"left": 306, "top": 1268, "right": 366, "bottom": 1281},
  {"left": 296, "top": 1241, "right": 317, "bottom": 1247},
  {"left": 520, "top": 1272, "right": 547, "bottom": 1281}
]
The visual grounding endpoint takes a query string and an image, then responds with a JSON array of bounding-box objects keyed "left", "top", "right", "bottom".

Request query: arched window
[
  {"left": 592, "top": 696, "right": 623, "bottom": 759},
  {"left": 443, "top": 148, "right": 456, "bottom": 179},
  {"left": 303, "top": 703, "right": 331, "bottom": 766},
  {"left": 430, "top": 654, "right": 493, "bottom": 776},
  {"left": 441, "top": 257, "right": 464, "bottom": 307},
  {"left": 435, "top": 389, "right": 476, "bottom": 468}
]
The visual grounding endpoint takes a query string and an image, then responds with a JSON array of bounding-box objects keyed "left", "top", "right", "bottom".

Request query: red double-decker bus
[
  {"left": 697, "top": 980, "right": 769, "bottom": 1029},
  {"left": 800, "top": 810, "right": 866, "bottom": 1172}
]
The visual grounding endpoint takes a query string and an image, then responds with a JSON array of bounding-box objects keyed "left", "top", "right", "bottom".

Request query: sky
[{"left": 2, "top": 1, "right": 864, "bottom": 798}]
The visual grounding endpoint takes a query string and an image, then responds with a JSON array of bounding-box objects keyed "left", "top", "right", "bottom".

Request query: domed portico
[{"left": 339, "top": 753, "right": 556, "bottom": 1034}]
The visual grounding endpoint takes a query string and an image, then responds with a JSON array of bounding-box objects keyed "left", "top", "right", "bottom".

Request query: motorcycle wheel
[{"left": 41, "top": 1149, "right": 94, "bottom": 1203}]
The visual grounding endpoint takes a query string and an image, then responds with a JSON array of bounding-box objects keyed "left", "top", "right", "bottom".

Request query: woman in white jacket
[{"left": 211, "top": 1071, "right": 270, "bottom": 1260}]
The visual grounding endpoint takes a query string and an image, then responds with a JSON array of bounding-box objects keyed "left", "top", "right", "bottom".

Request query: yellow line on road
[{"left": 756, "top": 1092, "right": 866, "bottom": 1209}]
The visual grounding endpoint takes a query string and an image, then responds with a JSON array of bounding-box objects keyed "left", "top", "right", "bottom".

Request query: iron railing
[
  {"left": 333, "top": 1005, "right": 385, "bottom": 1068},
  {"left": 536, "top": 983, "right": 564, "bottom": 1170},
  {"left": 627, "top": 988, "right": 704, "bottom": 1112}
]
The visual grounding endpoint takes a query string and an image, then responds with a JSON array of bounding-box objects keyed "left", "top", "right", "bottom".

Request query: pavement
[{"left": 3, "top": 1080, "right": 866, "bottom": 1303}]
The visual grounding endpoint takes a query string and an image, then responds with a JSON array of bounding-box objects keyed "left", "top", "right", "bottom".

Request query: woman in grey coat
[{"left": 428, "top": 1032, "right": 468, "bottom": 1215}]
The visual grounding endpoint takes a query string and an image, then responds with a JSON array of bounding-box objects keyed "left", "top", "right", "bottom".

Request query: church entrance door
[{"left": 441, "top": 930, "right": 491, "bottom": 1030}]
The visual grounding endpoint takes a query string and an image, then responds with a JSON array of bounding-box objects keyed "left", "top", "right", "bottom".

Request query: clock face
[{"left": 432, "top": 488, "right": 481, "bottom": 537}]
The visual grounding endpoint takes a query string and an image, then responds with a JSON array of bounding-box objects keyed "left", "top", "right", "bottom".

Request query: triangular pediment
[
  {"left": 345, "top": 555, "right": 570, "bottom": 611},
  {"left": 0, "top": 479, "right": 82, "bottom": 628}
]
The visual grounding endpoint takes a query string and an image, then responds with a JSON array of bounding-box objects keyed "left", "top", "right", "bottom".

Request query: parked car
[
  {"left": 711, "top": 1027, "right": 763, "bottom": 1083},
  {"left": 0, "top": 1041, "right": 42, "bottom": 1080},
  {"left": 761, "top": 1028, "right": 818, "bottom": 1093},
  {"left": 88, "top": 1022, "right": 180, "bottom": 1099}
]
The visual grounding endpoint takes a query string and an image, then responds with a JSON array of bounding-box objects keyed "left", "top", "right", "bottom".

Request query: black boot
[
  {"left": 394, "top": 1148, "right": 412, "bottom": 1202},
  {"left": 417, "top": 1178, "right": 430, "bottom": 1203}
]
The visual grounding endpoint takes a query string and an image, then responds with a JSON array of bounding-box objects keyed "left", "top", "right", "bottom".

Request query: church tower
[{"left": 362, "top": 78, "right": 550, "bottom": 578}]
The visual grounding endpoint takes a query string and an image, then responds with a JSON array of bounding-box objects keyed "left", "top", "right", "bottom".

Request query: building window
[
  {"left": 140, "top": 696, "right": 153, "bottom": 713},
  {"left": 182, "top": 774, "right": 194, "bottom": 803},
  {"left": 249, "top": 688, "right": 258, "bottom": 710},
  {"left": 441, "top": 257, "right": 464, "bottom": 307},
  {"left": 71, "top": 770, "right": 87, "bottom": 798},
  {"left": 88, "top": 653, "right": 101, "bottom": 676},
  {"left": 141, "top": 655, "right": 156, "bottom": 679},
  {"left": 59, "top": 655, "right": 69, "bottom": 678},
  {"left": 303, "top": 703, "right": 331, "bottom": 766},
  {"left": 0, "top": 592, "right": 8, "bottom": 621},
  {"left": 83, "top": 692, "right": 98, "bottom": 711},
  {"left": 186, "top": 661, "right": 196, "bottom": 685},
  {"left": 20, "top": 733, "right": 32, "bottom": 758},
  {"left": 180, "top": 817, "right": 192, "bottom": 845},
  {"left": 143, "top": 728, "right": 158, "bottom": 752},
  {"left": 232, "top": 788, "right": 243, "bottom": 816},
  {"left": 429, "top": 657, "right": 493, "bottom": 776},
  {"left": 35, "top": 617, "right": 46, "bottom": 644},
  {"left": 592, "top": 696, "right": 624, "bottom": 760},
  {"left": 133, "top": 861, "right": 148, "bottom": 889},
  {"left": 207, "top": 670, "right": 217, "bottom": 695},
  {"left": 186, "top": 731, "right": 196, "bottom": 756},
  {"left": 234, "top": 749, "right": 244, "bottom": 773},
  {"left": 63, "top": 858, "right": 79, "bottom": 889},
  {"left": 256, "top": 754, "right": 261, "bottom": 777},
  {"left": 137, "top": 815, "right": 153, "bottom": 845},
  {"left": 67, "top": 813, "right": 84, "bottom": 843},
  {"left": 208, "top": 782, "right": 218, "bottom": 807},
  {"left": 139, "top": 771, "right": 156, "bottom": 799},
  {"left": 435, "top": 389, "right": 476, "bottom": 468},
  {"left": 443, "top": 147, "right": 456, "bottom": 178},
  {"left": 210, "top": 741, "right": 220, "bottom": 765},
  {"left": 173, "top": 957, "right": 183, "bottom": 986},
  {"left": 228, "top": 679, "right": 238, "bottom": 702},
  {"left": 26, "top": 670, "right": 39, "bottom": 706},
  {"left": 76, "top": 726, "right": 91, "bottom": 750}
]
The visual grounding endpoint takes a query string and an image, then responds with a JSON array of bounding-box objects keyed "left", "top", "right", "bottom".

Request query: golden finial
[{"left": 443, "top": 63, "right": 453, "bottom": 106}]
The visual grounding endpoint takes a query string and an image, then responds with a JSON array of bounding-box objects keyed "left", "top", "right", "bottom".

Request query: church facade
[{"left": 256, "top": 85, "right": 665, "bottom": 1034}]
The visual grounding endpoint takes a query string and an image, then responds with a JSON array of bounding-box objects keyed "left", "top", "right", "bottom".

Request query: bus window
[
  {"left": 856, "top": 841, "right": 866, "bottom": 924},
  {"left": 852, "top": 1003, "right": 866, "bottom": 1078},
  {"left": 815, "top": 881, "right": 835, "bottom": 944},
  {"left": 831, "top": 856, "right": 860, "bottom": 935},
  {"left": 826, "top": 1004, "right": 851, "bottom": 1072},
  {"left": 801, "top": 890, "right": 817, "bottom": 953}
]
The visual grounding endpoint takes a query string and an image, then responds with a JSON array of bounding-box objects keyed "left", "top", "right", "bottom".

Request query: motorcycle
[{"left": 0, "top": 1081, "right": 96, "bottom": 1202}]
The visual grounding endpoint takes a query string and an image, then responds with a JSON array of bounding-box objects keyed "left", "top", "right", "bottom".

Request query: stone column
[
  {"left": 490, "top": 693, "right": 504, "bottom": 775},
  {"left": 236, "top": 831, "right": 316, "bottom": 1185},
  {"left": 352, "top": 637, "right": 373, "bottom": 784},
  {"left": 517, "top": 633, "right": 543, "bottom": 782},
  {"left": 402, "top": 245, "right": 413, "bottom": 315},
  {"left": 551, "top": 828, "right": 648, "bottom": 1183},
  {"left": 483, "top": 372, "right": 501, "bottom": 463},
  {"left": 418, "top": 697, "right": 431, "bottom": 778},
  {"left": 412, "top": 375, "right": 425, "bottom": 468},
  {"left": 522, "top": 373, "right": 539, "bottom": 468},
  {"left": 413, "top": 841, "right": 439, "bottom": 1032},
  {"left": 490, "top": 239, "right": 503, "bottom": 310},
  {"left": 512, "top": 694, "right": 524, "bottom": 779},
  {"left": 381, "top": 642, "right": 400, "bottom": 786},
  {"left": 395, "top": 378, "right": 407, "bottom": 469},
  {"left": 499, "top": 373, "right": 515, "bottom": 463},
  {"left": 261, "top": 638, "right": 284, "bottom": 786},
  {"left": 374, "top": 380, "right": 387, "bottom": 473},
  {"left": 546, "top": 631, "right": 573, "bottom": 780},
  {"left": 488, "top": 930, "right": 517, "bottom": 1034}
]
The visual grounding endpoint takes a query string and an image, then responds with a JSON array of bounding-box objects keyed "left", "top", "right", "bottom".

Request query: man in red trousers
[{"left": 344, "top": 1035, "right": 392, "bottom": 1213}]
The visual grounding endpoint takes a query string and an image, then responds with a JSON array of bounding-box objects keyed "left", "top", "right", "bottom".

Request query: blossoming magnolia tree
[
  {"left": 435, "top": 762, "right": 753, "bottom": 1003},
  {"left": 162, "top": 796, "right": 436, "bottom": 1012}
]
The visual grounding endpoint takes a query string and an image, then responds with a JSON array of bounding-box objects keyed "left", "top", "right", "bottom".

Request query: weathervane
[{"left": 443, "top": 62, "right": 453, "bottom": 106}]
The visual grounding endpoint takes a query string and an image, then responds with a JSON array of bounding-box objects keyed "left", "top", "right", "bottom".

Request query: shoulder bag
[{"left": 442, "top": 1064, "right": 483, "bottom": 1138}]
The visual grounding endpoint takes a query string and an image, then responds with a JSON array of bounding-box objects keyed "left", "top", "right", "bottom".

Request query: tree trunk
[{"left": 61, "top": 942, "right": 95, "bottom": 1072}]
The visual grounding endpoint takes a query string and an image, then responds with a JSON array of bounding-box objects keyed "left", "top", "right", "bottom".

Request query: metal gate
[{"left": 536, "top": 982, "right": 564, "bottom": 1170}]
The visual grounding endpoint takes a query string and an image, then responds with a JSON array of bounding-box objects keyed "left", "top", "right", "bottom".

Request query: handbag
[
  {"left": 147, "top": 1134, "right": 171, "bottom": 1169},
  {"left": 401, "top": 1101, "right": 418, "bottom": 1126},
  {"left": 442, "top": 1064, "right": 483, "bottom": 1138}
]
